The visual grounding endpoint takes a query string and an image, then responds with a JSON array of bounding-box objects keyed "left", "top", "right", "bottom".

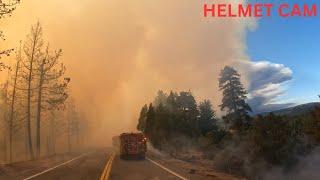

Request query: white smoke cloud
[{"left": 238, "top": 61, "right": 294, "bottom": 113}]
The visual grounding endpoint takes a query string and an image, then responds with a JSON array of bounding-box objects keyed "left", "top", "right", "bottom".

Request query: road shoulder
[{"left": 147, "top": 150, "right": 244, "bottom": 180}]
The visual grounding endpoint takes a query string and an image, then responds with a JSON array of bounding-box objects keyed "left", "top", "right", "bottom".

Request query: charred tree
[
  {"left": 22, "top": 22, "right": 44, "bottom": 160},
  {"left": 8, "top": 45, "right": 22, "bottom": 162},
  {"left": 34, "top": 44, "right": 68, "bottom": 158}
]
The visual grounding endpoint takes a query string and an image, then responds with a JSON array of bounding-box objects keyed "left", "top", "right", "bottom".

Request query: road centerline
[
  {"left": 146, "top": 157, "right": 188, "bottom": 180},
  {"left": 100, "top": 152, "right": 116, "bottom": 180},
  {"left": 22, "top": 152, "right": 90, "bottom": 180}
]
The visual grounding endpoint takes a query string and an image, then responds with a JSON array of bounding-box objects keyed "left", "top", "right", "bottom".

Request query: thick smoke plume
[{"left": 1, "top": 0, "right": 254, "bottom": 145}]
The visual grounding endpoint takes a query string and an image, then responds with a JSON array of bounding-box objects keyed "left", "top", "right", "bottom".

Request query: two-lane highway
[
  {"left": 12, "top": 148, "right": 240, "bottom": 180},
  {"left": 22, "top": 150, "right": 111, "bottom": 180},
  {"left": 109, "top": 155, "right": 184, "bottom": 180},
  {"left": 18, "top": 148, "right": 189, "bottom": 180}
]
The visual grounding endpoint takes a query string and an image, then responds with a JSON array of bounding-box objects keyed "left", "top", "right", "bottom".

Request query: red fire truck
[{"left": 119, "top": 132, "right": 147, "bottom": 159}]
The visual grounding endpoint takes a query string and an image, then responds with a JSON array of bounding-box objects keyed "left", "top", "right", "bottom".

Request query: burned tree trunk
[
  {"left": 8, "top": 47, "right": 21, "bottom": 162},
  {"left": 35, "top": 56, "right": 45, "bottom": 158},
  {"left": 23, "top": 22, "right": 44, "bottom": 160}
]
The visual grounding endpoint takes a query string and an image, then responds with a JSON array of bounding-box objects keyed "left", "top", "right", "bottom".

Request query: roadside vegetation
[{"left": 137, "top": 66, "right": 320, "bottom": 178}]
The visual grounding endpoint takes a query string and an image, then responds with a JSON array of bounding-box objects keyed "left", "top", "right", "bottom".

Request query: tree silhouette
[
  {"left": 219, "top": 66, "right": 252, "bottom": 131},
  {"left": 0, "top": 0, "right": 20, "bottom": 69},
  {"left": 145, "top": 103, "right": 155, "bottom": 139},
  {"left": 21, "top": 22, "right": 44, "bottom": 160},
  {"left": 7, "top": 44, "right": 22, "bottom": 162},
  {"left": 34, "top": 42, "right": 69, "bottom": 158},
  {"left": 177, "top": 91, "right": 199, "bottom": 137},
  {"left": 137, "top": 104, "right": 148, "bottom": 133},
  {"left": 0, "top": 0, "right": 20, "bottom": 18},
  {"left": 154, "top": 90, "right": 167, "bottom": 107},
  {"left": 199, "top": 99, "right": 217, "bottom": 135}
]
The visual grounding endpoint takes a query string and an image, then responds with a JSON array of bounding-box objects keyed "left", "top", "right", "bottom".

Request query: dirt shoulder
[{"left": 147, "top": 148, "right": 245, "bottom": 180}]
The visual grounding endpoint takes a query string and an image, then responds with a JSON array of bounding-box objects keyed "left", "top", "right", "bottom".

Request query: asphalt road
[
  {"left": 0, "top": 148, "right": 240, "bottom": 180},
  {"left": 109, "top": 155, "right": 181, "bottom": 180},
  {"left": 10, "top": 148, "right": 188, "bottom": 180},
  {"left": 21, "top": 150, "right": 110, "bottom": 180}
]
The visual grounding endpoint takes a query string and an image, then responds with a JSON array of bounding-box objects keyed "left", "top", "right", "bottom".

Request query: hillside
[{"left": 260, "top": 102, "right": 320, "bottom": 116}]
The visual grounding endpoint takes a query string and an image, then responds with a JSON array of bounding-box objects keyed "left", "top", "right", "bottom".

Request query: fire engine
[{"left": 119, "top": 132, "right": 147, "bottom": 159}]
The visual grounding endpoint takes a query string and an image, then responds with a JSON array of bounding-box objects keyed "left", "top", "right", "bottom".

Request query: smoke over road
[{"left": 1, "top": 0, "right": 254, "bottom": 145}]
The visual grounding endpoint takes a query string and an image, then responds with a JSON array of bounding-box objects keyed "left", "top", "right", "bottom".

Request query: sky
[{"left": 247, "top": 0, "right": 320, "bottom": 108}]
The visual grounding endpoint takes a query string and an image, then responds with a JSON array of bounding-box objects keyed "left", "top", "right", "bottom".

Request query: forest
[
  {"left": 0, "top": 1, "right": 88, "bottom": 163},
  {"left": 137, "top": 66, "right": 320, "bottom": 178}
]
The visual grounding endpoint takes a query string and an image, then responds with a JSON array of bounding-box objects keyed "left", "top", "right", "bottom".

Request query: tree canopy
[{"left": 219, "top": 66, "right": 252, "bottom": 131}]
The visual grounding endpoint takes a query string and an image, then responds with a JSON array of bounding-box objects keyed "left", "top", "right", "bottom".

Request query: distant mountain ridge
[{"left": 259, "top": 102, "right": 320, "bottom": 116}]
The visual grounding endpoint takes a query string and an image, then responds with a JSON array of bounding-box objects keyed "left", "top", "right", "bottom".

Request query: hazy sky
[
  {"left": 1, "top": 0, "right": 318, "bottom": 139},
  {"left": 0, "top": 0, "right": 251, "bottom": 139}
]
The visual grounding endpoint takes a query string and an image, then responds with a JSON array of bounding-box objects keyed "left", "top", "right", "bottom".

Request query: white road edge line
[
  {"left": 146, "top": 157, "right": 188, "bottom": 180},
  {"left": 23, "top": 152, "right": 90, "bottom": 180}
]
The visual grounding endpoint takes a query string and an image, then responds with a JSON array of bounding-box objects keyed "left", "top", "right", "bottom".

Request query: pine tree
[
  {"left": 145, "top": 103, "right": 155, "bottom": 139},
  {"left": 199, "top": 99, "right": 217, "bottom": 135},
  {"left": 153, "top": 103, "right": 170, "bottom": 149},
  {"left": 137, "top": 104, "right": 148, "bottom": 132},
  {"left": 167, "top": 91, "right": 178, "bottom": 109},
  {"left": 176, "top": 91, "right": 199, "bottom": 137},
  {"left": 154, "top": 90, "right": 167, "bottom": 107},
  {"left": 219, "top": 66, "right": 252, "bottom": 131},
  {"left": 166, "top": 91, "right": 179, "bottom": 137}
]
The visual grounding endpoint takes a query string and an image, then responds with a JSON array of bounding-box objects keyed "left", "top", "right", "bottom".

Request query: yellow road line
[{"left": 100, "top": 152, "right": 116, "bottom": 180}]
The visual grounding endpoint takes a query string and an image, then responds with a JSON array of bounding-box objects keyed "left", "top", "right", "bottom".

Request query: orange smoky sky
[{"left": 0, "top": 0, "right": 255, "bottom": 144}]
